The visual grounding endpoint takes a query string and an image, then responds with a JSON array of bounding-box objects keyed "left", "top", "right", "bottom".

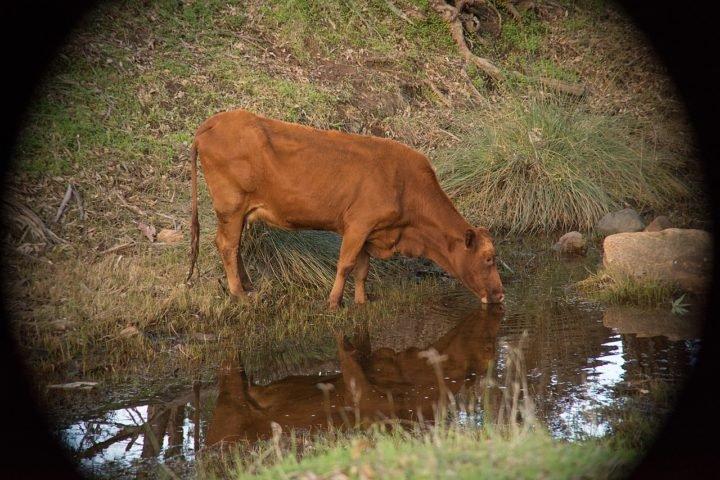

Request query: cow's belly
[{"left": 246, "top": 205, "right": 340, "bottom": 232}]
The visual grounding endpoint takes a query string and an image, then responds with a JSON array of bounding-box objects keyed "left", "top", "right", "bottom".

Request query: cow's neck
[{"left": 398, "top": 196, "right": 470, "bottom": 278}]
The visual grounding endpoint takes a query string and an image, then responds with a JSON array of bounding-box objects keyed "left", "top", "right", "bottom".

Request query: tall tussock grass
[{"left": 436, "top": 93, "right": 690, "bottom": 233}]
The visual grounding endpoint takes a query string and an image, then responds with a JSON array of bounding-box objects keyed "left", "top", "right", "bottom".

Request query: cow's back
[{"left": 196, "top": 109, "right": 439, "bottom": 234}]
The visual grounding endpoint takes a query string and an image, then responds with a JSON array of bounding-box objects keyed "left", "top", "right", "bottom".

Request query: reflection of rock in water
[
  {"left": 205, "top": 305, "right": 504, "bottom": 446},
  {"left": 603, "top": 306, "right": 702, "bottom": 341}
]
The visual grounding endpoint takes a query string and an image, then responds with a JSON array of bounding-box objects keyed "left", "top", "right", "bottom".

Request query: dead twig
[
  {"left": 54, "top": 184, "right": 74, "bottom": 223},
  {"left": 384, "top": 0, "right": 413, "bottom": 23},
  {"left": 115, "top": 191, "right": 146, "bottom": 216},
  {"left": 423, "top": 79, "right": 452, "bottom": 107},
  {"left": 99, "top": 241, "right": 135, "bottom": 255}
]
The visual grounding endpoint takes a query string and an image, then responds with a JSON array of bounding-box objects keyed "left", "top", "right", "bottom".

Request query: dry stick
[
  {"left": 424, "top": 79, "right": 452, "bottom": 107},
  {"left": 72, "top": 185, "right": 85, "bottom": 220},
  {"left": 54, "top": 183, "right": 74, "bottom": 223},
  {"left": 115, "top": 191, "right": 146, "bottom": 216},
  {"left": 99, "top": 241, "right": 135, "bottom": 255},
  {"left": 384, "top": 0, "right": 413, "bottom": 23}
]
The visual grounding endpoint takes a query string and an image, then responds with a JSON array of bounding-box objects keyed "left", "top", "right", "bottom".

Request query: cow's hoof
[
  {"left": 328, "top": 301, "right": 342, "bottom": 311},
  {"left": 229, "top": 291, "right": 254, "bottom": 303}
]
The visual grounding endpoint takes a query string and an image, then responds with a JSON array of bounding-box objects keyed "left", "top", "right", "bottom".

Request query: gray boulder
[
  {"left": 603, "top": 228, "right": 712, "bottom": 293},
  {"left": 596, "top": 208, "right": 645, "bottom": 235},
  {"left": 644, "top": 215, "right": 672, "bottom": 232},
  {"left": 552, "top": 231, "right": 587, "bottom": 255}
]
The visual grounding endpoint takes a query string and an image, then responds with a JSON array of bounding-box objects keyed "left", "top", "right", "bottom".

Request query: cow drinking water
[{"left": 187, "top": 109, "right": 504, "bottom": 309}]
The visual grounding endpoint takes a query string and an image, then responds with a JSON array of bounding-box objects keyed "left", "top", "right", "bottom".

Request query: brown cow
[{"left": 187, "top": 109, "right": 504, "bottom": 308}]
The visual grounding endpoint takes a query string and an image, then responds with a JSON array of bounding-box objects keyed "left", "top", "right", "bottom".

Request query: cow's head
[{"left": 450, "top": 227, "right": 505, "bottom": 304}]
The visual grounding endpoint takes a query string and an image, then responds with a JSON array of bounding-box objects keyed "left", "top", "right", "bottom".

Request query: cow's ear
[{"left": 464, "top": 229, "right": 476, "bottom": 250}]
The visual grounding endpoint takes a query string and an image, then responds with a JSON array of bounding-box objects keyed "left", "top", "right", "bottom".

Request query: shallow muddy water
[{"left": 55, "top": 250, "right": 703, "bottom": 478}]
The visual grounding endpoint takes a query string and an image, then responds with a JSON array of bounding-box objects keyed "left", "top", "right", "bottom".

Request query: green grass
[
  {"left": 434, "top": 93, "right": 689, "bottom": 232},
  {"left": 575, "top": 268, "right": 680, "bottom": 307},
  {"left": 200, "top": 427, "right": 634, "bottom": 480}
]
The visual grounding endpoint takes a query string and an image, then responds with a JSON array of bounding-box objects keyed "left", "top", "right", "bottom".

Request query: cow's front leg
[
  {"left": 353, "top": 248, "right": 370, "bottom": 304},
  {"left": 329, "top": 229, "right": 368, "bottom": 310},
  {"left": 215, "top": 210, "right": 248, "bottom": 299}
]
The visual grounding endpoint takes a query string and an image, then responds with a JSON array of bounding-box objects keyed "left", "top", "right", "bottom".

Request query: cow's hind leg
[
  {"left": 236, "top": 218, "right": 254, "bottom": 292},
  {"left": 353, "top": 248, "right": 370, "bottom": 304},
  {"left": 329, "top": 228, "right": 368, "bottom": 310},
  {"left": 215, "top": 209, "right": 249, "bottom": 299}
]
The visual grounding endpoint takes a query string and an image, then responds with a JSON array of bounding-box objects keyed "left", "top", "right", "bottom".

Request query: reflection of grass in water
[
  {"left": 575, "top": 268, "right": 680, "bottom": 308},
  {"left": 198, "top": 335, "right": 637, "bottom": 479}
]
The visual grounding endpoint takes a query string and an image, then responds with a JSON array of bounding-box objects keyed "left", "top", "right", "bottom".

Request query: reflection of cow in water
[{"left": 206, "top": 306, "right": 503, "bottom": 446}]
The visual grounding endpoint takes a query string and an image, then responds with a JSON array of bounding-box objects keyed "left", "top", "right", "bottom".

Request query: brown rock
[
  {"left": 596, "top": 208, "right": 644, "bottom": 235},
  {"left": 552, "top": 231, "right": 587, "bottom": 255},
  {"left": 603, "top": 228, "right": 712, "bottom": 293},
  {"left": 644, "top": 215, "right": 672, "bottom": 232}
]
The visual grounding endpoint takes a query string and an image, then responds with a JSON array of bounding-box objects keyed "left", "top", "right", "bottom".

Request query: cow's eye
[{"left": 485, "top": 256, "right": 494, "bottom": 265}]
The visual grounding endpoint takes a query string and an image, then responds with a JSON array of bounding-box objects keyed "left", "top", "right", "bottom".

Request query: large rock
[
  {"left": 644, "top": 215, "right": 672, "bottom": 232},
  {"left": 596, "top": 208, "right": 645, "bottom": 235},
  {"left": 552, "top": 231, "right": 587, "bottom": 255},
  {"left": 603, "top": 228, "right": 712, "bottom": 293}
]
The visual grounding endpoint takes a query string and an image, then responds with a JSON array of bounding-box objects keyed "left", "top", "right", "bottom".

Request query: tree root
[
  {"left": 427, "top": 0, "right": 585, "bottom": 96},
  {"left": 430, "top": 0, "right": 502, "bottom": 80}
]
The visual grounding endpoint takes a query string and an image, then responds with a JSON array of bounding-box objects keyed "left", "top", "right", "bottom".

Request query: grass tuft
[
  {"left": 434, "top": 93, "right": 690, "bottom": 232},
  {"left": 574, "top": 268, "right": 680, "bottom": 307}
]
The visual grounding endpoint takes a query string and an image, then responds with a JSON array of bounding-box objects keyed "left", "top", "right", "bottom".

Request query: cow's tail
[{"left": 186, "top": 140, "right": 200, "bottom": 282}]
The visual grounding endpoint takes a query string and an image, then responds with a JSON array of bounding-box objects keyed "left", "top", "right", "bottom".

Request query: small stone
[
  {"left": 552, "top": 231, "right": 587, "bottom": 255},
  {"left": 596, "top": 208, "right": 645, "bottom": 235},
  {"left": 644, "top": 215, "right": 672, "bottom": 232}
]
